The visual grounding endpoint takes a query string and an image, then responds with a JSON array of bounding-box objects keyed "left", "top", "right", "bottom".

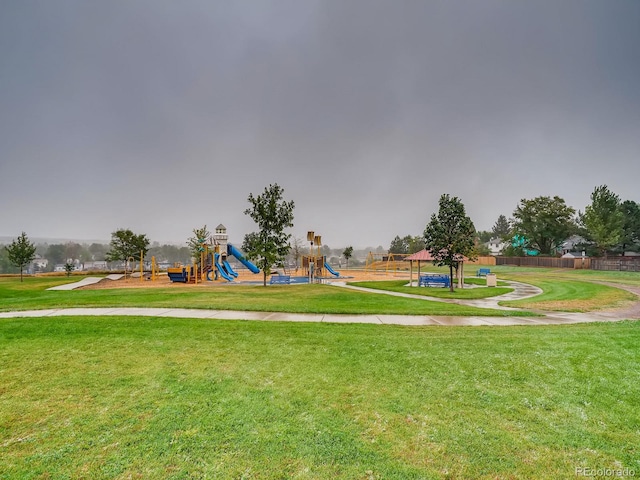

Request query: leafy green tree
[
  {"left": 501, "top": 244, "right": 525, "bottom": 257},
  {"left": 388, "top": 235, "right": 408, "bottom": 254},
  {"left": 46, "top": 244, "right": 67, "bottom": 268},
  {"left": 475, "top": 242, "right": 491, "bottom": 256},
  {"left": 407, "top": 235, "right": 426, "bottom": 254},
  {"left": 492, "top": 214, "right": 511, "bottom": 241},
  {"left": 289, "top": 237, "right": 304, "bottom": 270},
  {"left": 389, "top": 235, "right": 425, "bottom": 254},
  {"left": 512, "top": 196, "right": 576, "bottom": 255},
  {"left": 342, "top": 246, "right": 354, "bottom": 268},
  {"left": 88, "top": 243, "right": 108, "bottom": 261},
  {"left": 187, "top": 225, "right": 211, "bottom": 264},
  {"left": 105, "top": 229, "right": 150, "bottom": 269},
  {"left": 64, "top": 262, "right": 75, "bottom": 277},
  {"left": 243, "top": 183, "right": 295, "bottom": 286},
  {"left": 476, "top": 230, "right": 493, "bottom": 243},
  {"left": 619, "top": 200, "right": 640, "bottom": 254},
  {"left": 424, "top": 194, "right": 477, "bottom": 292},
  {"left": 0, "top": 248, "right": 16, "bottom": 274},
  {"left": 65, "top": 242, "right": 81, "bottom": 262},
  {"left": 148, "top": 244, "right": 191, "bottom": 265},
  {"left": 5, "top": 232, "right": 37, "bottom": 282},
  {"left": 579, "top": 185, "right": 624, "bottom": 257}
]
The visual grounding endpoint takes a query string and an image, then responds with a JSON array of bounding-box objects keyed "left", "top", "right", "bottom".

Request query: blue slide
[
  {"left": 227, "top": 244, "right": 260, "bottom": 274},
  {"left": 324, "top": 261, "right": 340, "bottom": 277},
  {"left": 214, "top": 253, "right": 234, "bottom": 281},
  {"left": 223, "top": 259, "right": 238, "bottom": 278}
]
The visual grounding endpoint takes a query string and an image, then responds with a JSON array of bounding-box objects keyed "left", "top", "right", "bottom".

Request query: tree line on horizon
[
  {"left": 388, "top": 185, "right": 640, "bottom": 258},
  {"left": 4, "top": 184, "right": 639, "bottom": 279}
]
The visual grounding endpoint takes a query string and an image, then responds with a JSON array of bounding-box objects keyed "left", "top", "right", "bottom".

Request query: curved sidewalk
[
  {"left": 2, "top": 279, "right": 636, "bottom": 326},
  {"left": 333, "top": 280, "right": 543, "bottom": 310},
  {"left": 0, "top": 306, "right": 633, "bottom": 326}
]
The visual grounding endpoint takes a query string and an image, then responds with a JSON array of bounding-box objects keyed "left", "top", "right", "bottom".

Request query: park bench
[
  {"left": 419, "top": 274, "right": 450, "bottom": 288},
  {"left": 476, "top": 268, "right": 491, "bottom": 277},
  {"left": 270, "top": 275, "right": 291, "bottom": 285}
]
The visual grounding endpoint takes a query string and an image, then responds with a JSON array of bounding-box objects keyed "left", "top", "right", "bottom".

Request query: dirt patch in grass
[{"left": 595, "top": 282, "right": 640, "bottom": 317}]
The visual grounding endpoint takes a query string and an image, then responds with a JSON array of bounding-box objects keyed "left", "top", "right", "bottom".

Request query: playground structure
[
  {"left": 301, "top": 231, "right": 341, "bottom": 283},
  {"left": 512, "top": 235, "right": 539, "bottom": 256},
  {"left": 124, "top": 250, "right": 159, "bottom": 282},
  {"left": 364, "top": 252, "right": 411, "bottom": 274},
  {"left": 167, "top": 224, "right": 259, "bottom": 283}
]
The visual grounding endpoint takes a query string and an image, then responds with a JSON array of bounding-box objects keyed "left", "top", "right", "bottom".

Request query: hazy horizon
[{"left": 2, "top": 1, "right": 638, "bottom": 248}]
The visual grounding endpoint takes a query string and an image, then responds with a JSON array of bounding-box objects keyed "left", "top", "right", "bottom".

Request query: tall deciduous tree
[
  {"left": 423, "top": 194, "right": 477, "bottom": 292},
  {"left": 187, "top": 225, "right": 211, "bottom": 264},
  {"left": 476, "top": 230, "right": 493, "bottom": 243},
  {"left": 342, "top": 246, "right": 354, "bottom": 269},
  {"left": 105, "top": 229, "right": 150, "bottom": 270},
  {"left": 388, "top": 235, "right": 409, "bottom": 254},
  {"left": 408, "top": 235, "right": 426, "bottom": 254},
  {"left": 288, "top": 237, "right": 304, "bottom": 270},
  {"left": 46, "top": 244, "right": 67, "bottom": 268},
  {"left": 389, "top": 235, "right": 425, "bottom": 254},
  {"left": 580, "top": 185, "right": 623, "bottom": 257},
  {"left": 243, "top": 183, "right": 295, "bottom": 286},
  {"left": 619, "top": 200, "right": 640, "bottom": 254},
  {"left": 5, "top": 231, "right": 36, "bottom": 282},
  {"left": 512, "top": 196, "right": 576, "bottom": 255}
]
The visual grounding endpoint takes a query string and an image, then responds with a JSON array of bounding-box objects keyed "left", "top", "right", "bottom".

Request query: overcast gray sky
[{"left": 1, "top": 0, "right": 639, "bottom": 249}]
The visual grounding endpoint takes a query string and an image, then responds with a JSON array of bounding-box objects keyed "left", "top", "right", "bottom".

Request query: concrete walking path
[
  {"left": 0, "top": 306, "right": 634, "bottom": 326},
  {"left": 2, "top": 277, "right": 634, "bottom": 326},
  {"left": 47, "top": 275, "right": 124, "bottom": 290}
]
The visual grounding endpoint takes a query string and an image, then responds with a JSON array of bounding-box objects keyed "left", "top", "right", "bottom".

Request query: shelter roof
[
  {"left": 404, "top": 249, "right": 468, "bottom": 262},
  {"left": 404, "top": 249, "right": 434, "bottom": 261}
]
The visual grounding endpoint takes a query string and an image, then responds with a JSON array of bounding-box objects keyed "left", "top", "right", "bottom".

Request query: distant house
[
  {"left": 485, "top": 237, "right": 507, "bottom": 256},
  {"left": 561, "top": 235, "right": 588, "bottom": 255},
  {"left": 32, "top": 255, "right": 48, "bottom": 270},
  {"left": 561, "top": 251, "right": 588, "bottom": 259},
  {"left": 84, "top": 261, "right": 108, "bottom": 271}
]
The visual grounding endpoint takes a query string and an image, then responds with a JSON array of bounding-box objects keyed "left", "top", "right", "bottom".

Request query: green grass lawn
[
  {"left": 1, "top": 316, "right": 639, "bottom": 478},
  {"left": 349, "top": 279, "right": 514, "bottom": 300},
  {"left": 491, "top": 274, "right": 637, "bottom": 312},
  {"left": 0, "top": 277, "right": 534, "bottom": 317},
  {"left": 485, "top": 265, "right": 640, "bottom": 287}
]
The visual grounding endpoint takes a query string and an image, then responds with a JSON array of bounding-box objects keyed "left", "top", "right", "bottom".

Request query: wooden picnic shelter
[{"left": 405, "top": 249, "right": 468, "bottom": 288}]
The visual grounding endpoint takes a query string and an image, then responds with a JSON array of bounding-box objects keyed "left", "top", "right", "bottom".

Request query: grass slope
[
  {"left": 0, "top": 277, "right": 532, "bottom": 317},
  {"left": 1, "top": 317, "right": 639, "bottom": 478},
  {"left": 496, "top": 277, "right": 635, "bottom": 312}
]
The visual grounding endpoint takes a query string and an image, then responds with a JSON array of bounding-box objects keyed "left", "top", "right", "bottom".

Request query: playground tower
[{"left": 213, "top": 224, "right": 228, "bottom": 253}]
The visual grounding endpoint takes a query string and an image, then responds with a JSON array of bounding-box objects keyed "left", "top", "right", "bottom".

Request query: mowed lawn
[
  {"left": 0, "top": 277, "right": 534, "bottom": 317},
  {"left": 492, "top": 268, "right": 639, "bottom": 312},
  {"left": 1, "top": 316, "right": 639, "bottom": 479}
]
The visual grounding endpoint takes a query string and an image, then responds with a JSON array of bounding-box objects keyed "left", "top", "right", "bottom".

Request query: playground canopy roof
[{"left": 404, "top": 249, "right": 468, "bottom": 262}]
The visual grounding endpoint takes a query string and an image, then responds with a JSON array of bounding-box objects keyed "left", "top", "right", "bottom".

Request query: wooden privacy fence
[
  {"left": 465, "top": 256, "right": 496, "bottom": 266},
  {"left": 495, "top": 256, "right": 591, "bottom": 269},
  {"left": 591, "top": 257, "right": 640, "bottom": 272}
]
